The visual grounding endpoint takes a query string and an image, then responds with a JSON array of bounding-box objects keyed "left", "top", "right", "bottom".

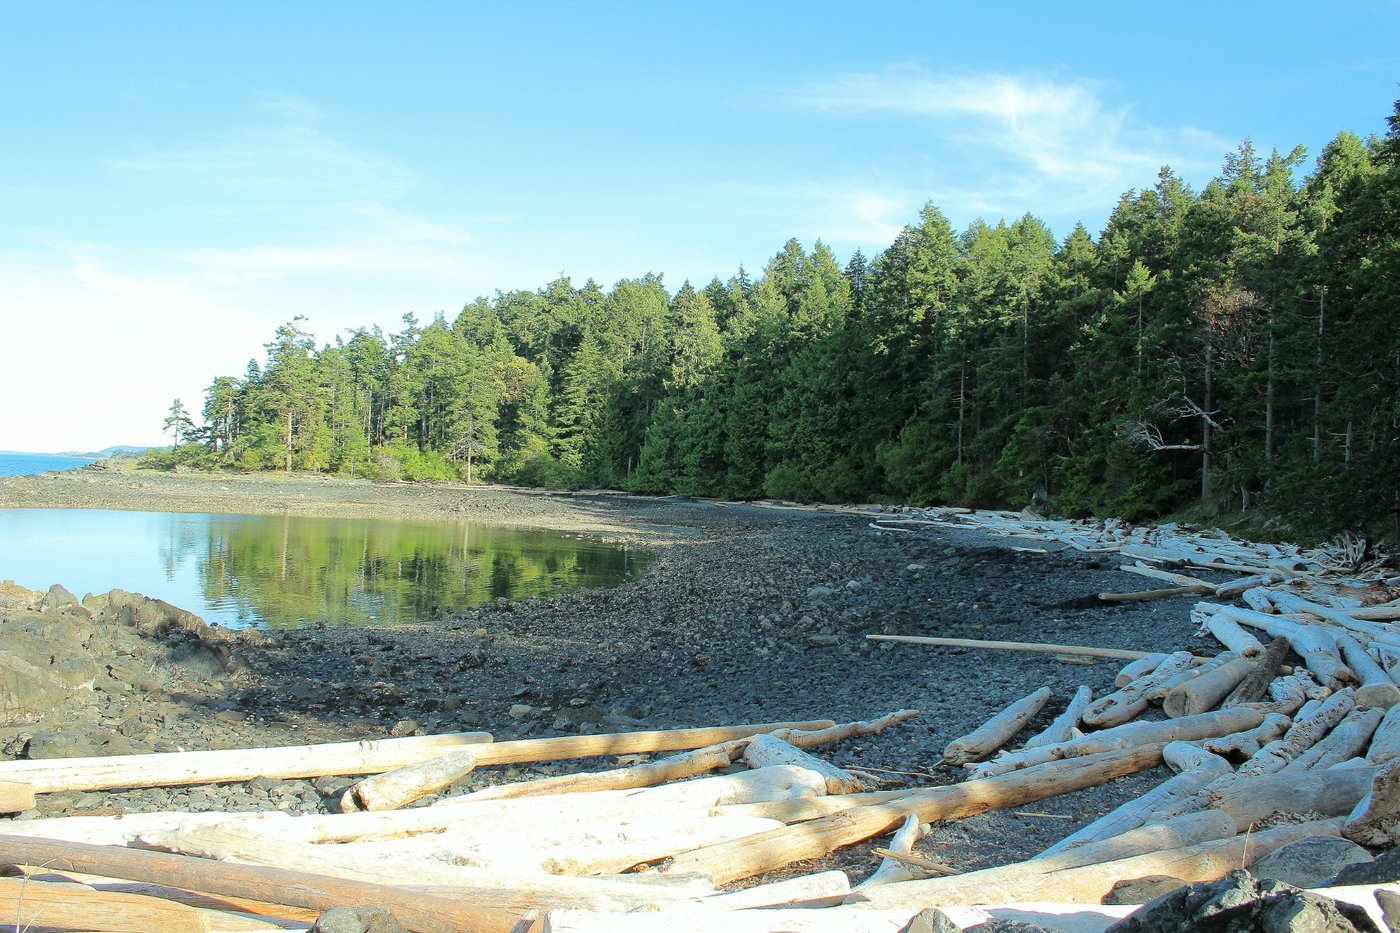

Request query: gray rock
[
  {"left": 900, "top": 909, "right": 963, "bottom": 933},
  {"left": 312, "top": 906, "right": 407, "bottom": 933},
  {"left": 1328, "top": 846, "right": 1400, "bottom": 886},
  {"left": 1252, "top": 835, "right": 1373, "bottom": 888},
  {"left": 25, "top": 730, "right": 99, "bottom": 759},
  {"left": 1102, "top": 875, "right": 1188, "bottom": 905},
  {"left": 965, "top": 921, "right": 1058, "bottom": 933},
  {"left": 1105, "top": 870, "right": 1380, "bottom": 932}
]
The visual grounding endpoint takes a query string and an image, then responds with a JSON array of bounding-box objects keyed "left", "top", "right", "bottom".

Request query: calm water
[
  {"left": 0, "top": 452, "right": 94, "bottom": 476},
  {"left": 0, "top": 509, "right": 650, "bottom": 628}
]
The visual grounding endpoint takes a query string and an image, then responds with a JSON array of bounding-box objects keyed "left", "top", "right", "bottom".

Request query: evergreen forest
[{"left": 158, "top": 102, "right": 1400, "bottom": 541}]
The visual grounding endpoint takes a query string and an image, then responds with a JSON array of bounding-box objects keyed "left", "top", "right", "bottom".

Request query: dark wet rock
[
  {"left": 312, "top": 905, "right": 408, "bottom": 933},
  {"left": 1102, "top": 875, "right": 1189, "bottom": 905},
  {"left": 1105, "top": 869, "right": 1380, "bottom": 932},
  {"left": 1252, "top": 836, "right": 1373, "bottom": 888},
  {"left": 965, "top": 921, "right": 1059, "bottom": 933},
  {"left": 1328, "top": 846, "right": 1400, "bottom": 885}
]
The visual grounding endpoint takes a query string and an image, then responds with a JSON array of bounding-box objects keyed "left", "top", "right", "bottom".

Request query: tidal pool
[{"left": 0, "top": 508, "right": 650, "bottom": 628}]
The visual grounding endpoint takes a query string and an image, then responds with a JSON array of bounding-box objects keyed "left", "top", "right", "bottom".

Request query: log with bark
[
  {"left": 662, "top": 745, "right": 1165, "bottom": 885},
  {"left": 1222, "top": 637, "right": 1291, "bottom": 706},
  {"left": 943, "top": 687, "right": 1052, "bottom": 765},
  {"left": 847, "top": 819, "right": 1343, "bottom": 911}
]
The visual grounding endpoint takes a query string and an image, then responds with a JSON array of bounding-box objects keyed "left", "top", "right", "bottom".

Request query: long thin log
[
  {"left": 1270, "top": 591, "right": 1400, "bottom": 646},
  {"left": 1206, "top": 764, "right": 1376, "bottom": 828},
  {"left": 704, "top": 871, "right": 851, "bottom": 909},
  {"left": 0, "top": 721, "right": 832, "bottom": 795},
  {"left": 1023, "top": 686, "right": 1093, "bottom": 749},
  {"left": 0, "top": 835, "right": 522, "bottom": 933},
  {"left": 1120, "top": 563, "right": 1214, "bottom": 588},
  {"left": 662, "top": 745, "right": 1165, "bottom": 885},
  {"left": 0, "top": 732, "right": 492, "bottom": 795},
  {"left": 967, "top": 706, "right": 1263, "bottom": 779},
  {"left": 1214, "top": 573, "right": 1283, "bottom": 600},
  {"left": 848, "top": 819, "right": 1343, "bottom": 910},
  {"left": 744, "top": 735, "right": 864, "bottom": 794},
  {"left": 944, "top": 687, "right": 1051, "bottom": 765},
  {"left": 772, "top": 710, "right": 922, "bottom": 748},
  {"left": 1035, "top": 742, "right": 1231, "bottom": 856},
  {"left": 0, "top": 779, "right": 35, "bottom": 813},
  {"left": 1083, "top": 652, "right": 1194, "bottom": 727},
  {"left": 1098, "top": 584, "right": 1212, "bottom": 602},
  {"left": 866, "top": 634, "right": 1169, "bottom": 662},
  {"left": 348, "top": 749, "right": 480, "bottom": 812},
  {"left": 0, "top": 876, "right": 282, "bottom": 933}
]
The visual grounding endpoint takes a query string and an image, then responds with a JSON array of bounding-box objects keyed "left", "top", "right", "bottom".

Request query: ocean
[{"left": 0, "top": 451, "right": 95, "bottom": 477}]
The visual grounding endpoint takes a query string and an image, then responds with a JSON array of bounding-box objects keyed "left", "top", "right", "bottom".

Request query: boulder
[
  {"left": 311, "top": 906, "right": 408, "bottom": 933},
  {"left": 1104, "top": 870, "right": 1380, "bottom": 932},
  {"left": 1102, "top": 875, "right": 1189, "bottom": 906},
  {"left": 1329, "top": 847, "right": 1400, "bottom": 886},
  {"left": 1252, "top": 836, "right": 1373, "bottom": 888}
]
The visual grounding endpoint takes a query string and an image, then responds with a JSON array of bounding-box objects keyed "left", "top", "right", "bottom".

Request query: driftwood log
[
  {"left": 1334, "top": 632, "right": 1400, "bottom": 708},
  {"left": 1162, "top": 657, "right": 1254, "bottom": 718},
  {"left": 663, "top": 745, "right": 1165, "bottom": 884},
  {"left": 1344, "top": 758, "right": 1400, "bottom": 846},
  {"left": 1284, "top": 707, "right": 1385, "bottom": 772},
  {"left": 1239, "top": 688, "right": 1357, "bottom": 775},
  {"left": 1368, "top": 705, "right": 1400, "bottom": 765},
  {"left": 855, "top": 814, "right": 932, "bottom": 888},
  {"left": 1023, "top": 686, "right": 1092, "bottom": 749},
  {"left": 944, "top": 687, "right": 1052, "bottom": 765},
  {"left": 1083, "top": 652, "right": 1195, "bottom": 727},
  {"left": 1223, "top": 637, "right": 1291, "bottom": 706},
  {"left": 848, "top": 819, "right": 1343, "bottom": 910},
  {"left": 1206, "top": 765, "right": 1376, "bottom": 828},
  {"left": 744, "top": 735, "right": 864, "bottom": 794},
  {"left": 0, "top": 779, "right": 35, "bottom": 814},
  {"left": 346, "top": 748, "right": 481, "bottom": 812},
  {"left": 0, "top": 876, "right": 281, "bottom": 933},
  {"left": 867, "top": 634, "right": 1169, "bottom": 662},
  {"left": 1116, "top": 653, "right": 1167, "bottom": 687}
]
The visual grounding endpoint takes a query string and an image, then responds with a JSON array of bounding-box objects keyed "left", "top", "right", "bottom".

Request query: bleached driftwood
[
  {"left": 1023, "top": 686, "right": 1093, "bottom": 749},
  {"left": 944, "top": 687, "right": 1052, "bottom": 765},
  {"left": 1368, "top": 704, "right": 1400, "bottom": 766},
  {"left": 1115, "top": 653, "right": 1167, "bottom": 687},
  {"left": 848, "top": 819, "right": 1343, "bottom": 910},
  {"left": 1196, "top": 712, "right": 1291, "bottom": 759},
  {"left": 467, "top": 719, "right": 834, "bottom": 767},
  {"left": 1270, "top": 591, "right": 1400, "bottom": 647},
  {"left": 1238, "top": 688, "right": 1357, "bottom": 775},
  {"left": 663, "top": 746, "right": 1165, "bottom": 885},
  {"left": 1098, "top": 584, "right": 1212, "bottom": 602},
  {"left": 1201, "top": 611, "right": 1267, "bottom": 657},
  {"left": 0, "top": 732, "right": 493, "bottom": 794},
  {"left": 1145, "top": 652, "right": 1239, "bottom": 703},
  {"left": 1119, "top": 562, "right": 1214, "bottom": 589},
  {"left": 1207, "top": 764, "right": 1377, "bottom": 828},
  {"left": 1283, "top": 707, "right": 1385, "bottom": 772},
  {"left": 344, "top": 748, "right": 480, "bottom": 812},
  {"left": 1083, "top": 651, "right": 1195, "bottom": 727},
  {"left": 0, "top": 779, "right": 35, "bottom": 814},
  {"left": 1344, "top": 758, "right": 1400, "bottom": 846},
  {"left": 967, "top": 706, "right": 1263, "bottom": 779},
  {"left": 0, "top": 877, "right": 280, "bottom": 933},
  {"left": 1162, "top": 657, "right": 1254, "bottom": 718},
  {"left": 744, "top": 735, "right": 865, "bottom": 795},
  {"left": 1214, "top": 573, "right": 1284, "bottom": 600},
  {"left": 1334, "top": 633, "right": 1400, "bottom": 708},
  {"left": 1210, "top": 604, "right": 1357, "bottom": 689},
  {"left": 705, "top": 870, "right": 851, "bottom": 908},
  {"left": 1036, "top": 741, "right": 1230, "bottom": 855},
  {"left": 866, "top": 634, "right": 1164, "bottom": 662},
  {"left": 855, "top": 814, "right": 932, "bottom": 888},
  {"left": 0, "top": 835, "right": 525, "bottom": 933}
]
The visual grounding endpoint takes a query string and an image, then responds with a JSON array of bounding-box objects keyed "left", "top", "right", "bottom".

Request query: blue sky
[{"left": 3, "top": 1, "right": 1397, "bottom": 451}]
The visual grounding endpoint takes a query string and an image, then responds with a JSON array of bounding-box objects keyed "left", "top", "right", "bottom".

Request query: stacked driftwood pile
[{"left": 3, "top": 510, "right": 1400, "bottom": 932}]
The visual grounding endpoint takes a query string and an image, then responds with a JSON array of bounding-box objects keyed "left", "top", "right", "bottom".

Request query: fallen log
[
  {"left": 1200, "top": 611, "right": 1266, "bottom": 657},
  {"left": 0, "top": 732, "right": 493, "bottom": 795},
  {"left": 1082, "top": 651, "right": 1195, "bottom": 727},
  {"left": 0, "top": 835, "right": 523, "bottom": 933},
  {"left": 1119, "top": 562, "right": 1214, "bottom": 588},
  {"left": 744, "top": 735, "right": 864, "bottom": 794},
  {"left": 772, "top": 710, "right": 921, "bottom": 748},
  {"left": 346, "top": 748, "right": 480, "bottom": 812},
  {"left": 1115, "top": 653, "right": 1167, "bottom": 687},
  {"left": 1144, "top": 652, "right": 1239, "bottom": 704},
  {"left": 866, "top": 634, "right": 1169, "bottom": 662},
  {"left": 847, "top": 819, "right": 1343, "bottom": 911},
  {"left": 1214, "top": 573, "right": 1283, "bottom": 600},
  {"left": 1206, "top": 764, "right": 1376, "bottom": 828},
  {"left": 1238, "top": 688, "right": 1356, "bottom": 775},
  {"left": 1368, "top": 704, "right": 1400, "bottom": 766},
  {"left": 967, "top": 706, "right": 1263, "bottom": 779},
  {"left": 1099, "top": 584, "right": 1213, "bottom": 602},
  {"left": 1023, "top": 686, "right": 1092, "bottom": 749},
  {"left": 1344, "top": 758, "right": 1400, "bottom": 846},
  {"left": 1196, "top": 712, "right": 1291, "bottom": 759},
  {"left": 1212, "top": 604, "right": 1357, "bottom": 689},
  {"left": 1222, "top": 637, "right": 1291, "bottom": 706},
  {"left": 0, "top": 876, "right": 282, "bottom": 933},
  {"left": 704, "top": 871, "right": 851, "bottom": 910},
  {"left": 1335, "top": 632, "right": 1400, "bottom": 708},
  {"left": 1162, "top": 657, "right": 1254, "bottom": 718},
  {"left": 1284, "top": 707, "right": 1385, "bottom": 772},
  {"left": 662, "top": 745, "right": 1165, "bottom": 885},
  {"left": 0, "top": 779, "right": 35, "bottom": 813},
  {"left": 944, "top": 687, "right": 1051, "bottom": 765},
  {"left": 1036, "top": 741, "right": 1231, "bottom": 855},
  {"left": 1270, "top": 591, "right": 1400, "bottom": 647}
]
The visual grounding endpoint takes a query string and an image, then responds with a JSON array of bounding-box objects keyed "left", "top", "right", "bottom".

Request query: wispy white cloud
[{"left": 781, "top": 66, "right": 1231, "bottom": 236}]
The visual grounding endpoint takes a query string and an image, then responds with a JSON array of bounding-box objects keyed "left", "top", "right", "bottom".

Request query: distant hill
[{"left": 58, "top": 445, "right": 153, "bottom": 458}]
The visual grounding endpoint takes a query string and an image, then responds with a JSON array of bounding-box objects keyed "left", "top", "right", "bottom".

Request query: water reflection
[{"left": 0, "top": 509, "right": 650, "bottom": 629}]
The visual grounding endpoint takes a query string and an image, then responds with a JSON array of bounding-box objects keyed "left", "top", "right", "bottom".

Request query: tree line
[{"left": 158, "top": 101, "right": 1400, "bottom": 540}]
